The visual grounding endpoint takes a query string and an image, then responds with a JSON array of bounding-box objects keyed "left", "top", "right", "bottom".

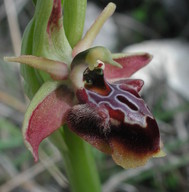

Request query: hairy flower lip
[
  {"left": 68, "top": 63, "right": 164, "bottom": 168},
  {"left": 67, "top": 91, "right": 163, "bottom": 168}
]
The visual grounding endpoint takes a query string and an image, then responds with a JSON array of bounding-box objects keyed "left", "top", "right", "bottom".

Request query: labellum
[{"left": 67, "top": 62, "right": 164, "bottom": 168}]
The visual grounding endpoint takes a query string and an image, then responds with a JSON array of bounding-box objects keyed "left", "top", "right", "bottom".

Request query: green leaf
[{"left": 20, "top": 19, "right": 43, "bottom": 98}]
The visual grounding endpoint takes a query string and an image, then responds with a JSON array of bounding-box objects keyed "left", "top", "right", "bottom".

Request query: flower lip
[{"left": 116, "top": 95, "right": 138, "bottom": 111}]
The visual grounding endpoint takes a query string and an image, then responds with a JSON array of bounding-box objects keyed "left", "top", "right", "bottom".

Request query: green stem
[{"left": 52, "top": 127, "right": 101, "bottom": 192}]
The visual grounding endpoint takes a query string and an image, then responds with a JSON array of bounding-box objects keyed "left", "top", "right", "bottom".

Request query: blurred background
[{"left": 0, "top": 0, "right": 189, "bottom": 191}]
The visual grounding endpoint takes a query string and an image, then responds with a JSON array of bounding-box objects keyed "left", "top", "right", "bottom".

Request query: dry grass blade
[
  {"left": 103, "top": 163, "right": 153, "bottom": 192},
  {"left": 0, "top": 90, "right": 26, "bottom": 113},
  {"left": 39, "top": 150, "right": 68, "bottom": 188},
  {"left": 0, "top": 152, "right": 62, "bottom": 192},
  {"left": 4, "top": 0, "right": 21, "bottom": 56},
  {"left": 0, "top": 155, "right": 48, "bottom": 192}
]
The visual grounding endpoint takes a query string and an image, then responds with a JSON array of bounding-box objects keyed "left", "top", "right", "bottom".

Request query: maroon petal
[
  {"left": 23, "top": 82, "right": 74, "bottom": 161},
  {"left": 66, "top": 104, "right": 112, "bottom": 154},
  {"left": 104, "top": 53, "right": 152, "bottom": 82},
  {"left": 66, "top": 101, "right": 163, "bottom": 168},
  {"left": 109, "top": 116, "right": 161, "bottom": 168}
]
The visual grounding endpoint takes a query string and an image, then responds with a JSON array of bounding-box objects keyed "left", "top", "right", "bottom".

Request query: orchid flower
[{"left": 5, "top": 1, "right": 165, "bottom": 169}]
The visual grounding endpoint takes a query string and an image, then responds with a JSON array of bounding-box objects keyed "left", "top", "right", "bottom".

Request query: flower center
[{"left": 80, "top": 63, "right": 153, "bottom": 127}]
